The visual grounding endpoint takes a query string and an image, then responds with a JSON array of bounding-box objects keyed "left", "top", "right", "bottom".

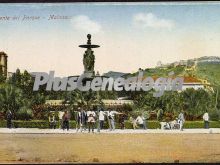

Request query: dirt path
[{"left": 0, "top": 133, "right": 220, "bottom": 163}]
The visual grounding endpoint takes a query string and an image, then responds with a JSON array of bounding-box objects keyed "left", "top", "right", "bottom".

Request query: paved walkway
[{"left": 0, "top": 128, "right": 219, "bottom": 134}]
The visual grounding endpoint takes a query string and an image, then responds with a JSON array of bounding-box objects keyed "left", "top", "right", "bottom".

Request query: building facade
[{"left": 0, "top": 51, "right": 8, "bottom": 78}]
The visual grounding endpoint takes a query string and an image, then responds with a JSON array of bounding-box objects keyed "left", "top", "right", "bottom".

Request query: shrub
[
  {"left": 184, "top": 121, "right": 220, "bottom": 128},
  {"left": 209, "top": 110, "right": 220, "bottom": 121},
  {"left": 16, "top": 107, "right": 33, "bottom": 120},
  {"left": 0, "top": 120, "right": 219, "bottom": 129},
  {"left": 0, "top": 120, "right": 6, "bottom": 127},
  {"left": 164, "top": 112, "right": 174, "bottom": 121}
]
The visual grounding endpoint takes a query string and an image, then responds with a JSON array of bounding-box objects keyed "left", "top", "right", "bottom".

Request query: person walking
[
  {"left": 141, "top": 113, "right": 147, "bottom": 130},
  {"left": 62, "top": 110, "right": 70, "bottom": 131},
  {"left": 97, "top": 107, "right": 106, "bottom": 132},
  {"left": 108, "top": 109, "right": 122, "bottom": 131},
  {"left": 178, "top": 110, "right": 185, "bottom": 131},
  {"left": 81, "top": 108, "right": 87, "bottom": 132},
  {"left": 49, "top": 112, "right": 56, "bottom": 129},
  {"left": 6, "top": 110, "right": 12, "bottom": 129},
  {"left": 75, "top": 107, "right": 82, "bottom": 132},
  {"left": 58, "top": 111, "right": 64, "bottom": 129},
  {"left": 203, "top": 111, "right": 209, "bottom": 129}
]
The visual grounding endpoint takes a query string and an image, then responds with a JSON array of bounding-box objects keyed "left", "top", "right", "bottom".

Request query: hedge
[
  {"left": 0, "top": 120, "right": 76, "bottom": 129},
  {"left": 0, "top": 120, "right": 220, "bottom": 129}
]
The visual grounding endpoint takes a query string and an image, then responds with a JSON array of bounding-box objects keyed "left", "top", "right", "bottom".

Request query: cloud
[
  {"left": 133, "top": 13, "right": 175, "bottom": 30},
  {"left": 71, "top": 15, "right": 102, "bottom": 34}
]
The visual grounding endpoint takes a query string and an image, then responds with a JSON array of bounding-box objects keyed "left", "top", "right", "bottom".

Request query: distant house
[
  {"left": 173, "top": 61, "right": 180, "bottom": 67},
  {"left": 179, "top": 60, "right": 187, "bottom": 66},
  {"left": 156, "top": 61, "right": 162, "bottom": 67},
  {"left": 45, "top": 99, "right": 133, "bottom": 106},
  {"left": 140, "top": 76, "right": 212, "bottom": 91},
  {"left": 45, "top": 100, "right": 66, "bottom": 105},
  {"left": 102, "top": 99, "right": 133, "bottom": 106},
  {"left": 197, "top": 56, "right": 220, "bottom": 64},
  {"left": 102, "top": 71, "right": 130, "bottom": 79},
  {"left": 181, "top": 77, "right": 207, "bottom": 90},
  {"left": 0, "top": 51, "right": 8, "bottom": 78},
  {"left": 184, "top": 64, "right": 197, "bottom": 72}
]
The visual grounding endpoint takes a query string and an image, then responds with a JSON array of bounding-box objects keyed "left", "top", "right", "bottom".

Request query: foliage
[
  {"left": 131, "top": 88, "right": 215, "bottom": 121},
  {"left": 32, "top": 104, "right": 67, "bottom": 120},
  {"left": 99, "top": 91, "right": 118, "bottom": 99},
  {"left": 64, "top": 90, "right": 102, "bottom": 110},
  {"left": 16, "top": 107, "right": 33, "bottom": 120},
  {"left": 182, "top": 88, "right": 213, "bottom": 118},
  {"left": 0, "top": 84, "right": 23, "bottom": 116},
  {"left": 157, "top": 109, "right": 163, "bottom": 122},
  {"left": 209, "top": 109, "right": 220, "bottom": 121},
  {"left": 196, "top": 63, "right": 220, "bottom": 87},
  {"left": 0, "top": 65, "right": 219, "bottom": 121}
]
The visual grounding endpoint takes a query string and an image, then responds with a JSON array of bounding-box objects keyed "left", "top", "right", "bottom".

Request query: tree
[
  {"left": 182, "top": 88, "right": 214, "bottom": 120},
  {"left": 0, "top": 84, "right": 24, "bottom": 118},
  {"left": 64, "top": 89, "right": 102, "bottom": 111},
  {"left": 11, "top": 68, "right": 22, "bottom": 87}
]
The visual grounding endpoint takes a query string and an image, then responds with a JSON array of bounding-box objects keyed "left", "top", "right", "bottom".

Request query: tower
[{"left": 0, "top": 51, "right": 8, "bottom": 78}]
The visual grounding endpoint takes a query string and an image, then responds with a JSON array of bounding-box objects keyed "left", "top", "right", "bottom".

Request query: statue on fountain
[
  {"left": 83, "top": 48, "right": 95, "bottom": 72},
  {"left": 79, "top": 34, "right": 100, "bottom": 76}
]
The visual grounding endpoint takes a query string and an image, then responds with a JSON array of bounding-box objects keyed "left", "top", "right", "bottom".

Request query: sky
[{"left": 0, "top": 2, "right": 220, "bottom": 76}]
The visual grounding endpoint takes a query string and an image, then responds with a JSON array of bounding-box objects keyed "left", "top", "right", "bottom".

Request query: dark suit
[{"left": 75, "top": 111, "right": 87, "bottom": 131}]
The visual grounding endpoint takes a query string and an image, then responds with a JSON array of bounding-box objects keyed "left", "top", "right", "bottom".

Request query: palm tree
[
  {"left": 182, "top": 88, "right": 213, "bottom": 119},
  {"left": 64, "top": 89, "right": 102, "bottom": 110},
  {"left": 0, "top": 84, "right": 23, "bottom": 118}
]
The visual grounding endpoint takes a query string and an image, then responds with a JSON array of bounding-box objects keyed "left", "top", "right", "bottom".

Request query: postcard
[{"left": 0, "top": 2, "right": 220, "bottom": 164}]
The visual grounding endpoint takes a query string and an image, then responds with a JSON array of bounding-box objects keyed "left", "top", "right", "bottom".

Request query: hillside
[
  {"left": 196, "top": 63, "right": 220, "bottom": 87},
  {"left": 128, "top": 56, "right": 220, "bottom": 88}
]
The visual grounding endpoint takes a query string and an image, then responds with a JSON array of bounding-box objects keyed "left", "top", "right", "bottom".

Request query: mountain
[{"left": 102, "top": 56, "right": 220, "bottom": 88}]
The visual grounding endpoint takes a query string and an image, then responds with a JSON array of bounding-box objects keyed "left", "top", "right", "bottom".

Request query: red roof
[{"left": 142, "top": 76, "right": 201, "bottom": 83}]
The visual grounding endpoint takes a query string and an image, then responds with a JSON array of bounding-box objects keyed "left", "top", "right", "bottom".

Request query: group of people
[
  {"left": 129, "top": 115, "right": 147, "bottom": 130},
  {"left": 160, "top": 111, "right": 210, "bottom": 131},
  {"left": 49, "top": 110, "right": 71, "bottom": 130},
  {"left": 48, "top": 107, "right": 127, "bottom": 133},
  {"left": 160, "top": 111, "right": 185, "bottom": 131},
  {"left": 75, "top": 107, "right": 125, "bottom": 133},
  {"left": 49, "top": 109, "right": 211, "bottom": 132},
  {"left": 5, "top": 108, "right": 210, "bottom": 131}
]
